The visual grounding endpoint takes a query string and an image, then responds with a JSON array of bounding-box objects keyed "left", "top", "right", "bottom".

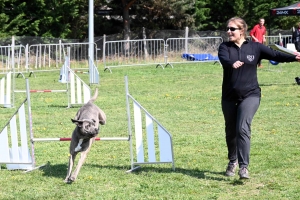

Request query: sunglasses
[{"left": 226, "top": 27, "right": 241, "bottom": 32}]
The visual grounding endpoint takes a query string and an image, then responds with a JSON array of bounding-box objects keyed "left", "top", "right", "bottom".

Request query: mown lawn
[{"left": 0, "top": 60, "right": 300, "bottom": 199}]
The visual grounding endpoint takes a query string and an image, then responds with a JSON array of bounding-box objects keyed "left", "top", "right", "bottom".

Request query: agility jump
[{"left": 0, "top": 76, "right": 175, "bottom": 173}]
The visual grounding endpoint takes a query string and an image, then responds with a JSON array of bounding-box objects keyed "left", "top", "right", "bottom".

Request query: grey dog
[{"left": 64, "top": 88, "right": 106, "bottom": 183}]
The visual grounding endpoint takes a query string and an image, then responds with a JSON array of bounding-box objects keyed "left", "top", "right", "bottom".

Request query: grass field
[{"left": 1, "top": 60, "right": 300, "bottom": 199}]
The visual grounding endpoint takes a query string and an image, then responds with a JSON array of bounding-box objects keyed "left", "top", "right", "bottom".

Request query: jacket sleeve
[
  {"left": 259, "top": 43, "right": 297, "bottom": 62},
  {"left": 218, "top": 43, "right": 235, "bottom": 68}
]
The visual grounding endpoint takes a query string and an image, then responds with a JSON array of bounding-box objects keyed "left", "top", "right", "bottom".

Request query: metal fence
[
  {"left": 0, "top": 33, "right": 295, "bottom": 74},
  {"left": 0, "top": 45, "right": 27, "bottom": 73},
  {"left": 166, "top": 37, "right": 222, "bottom": 64},
  {"left": 28, "top": 42, "right": 98, "bottom": 70},
  {"left": 103, "top": 39, "right": 166, "bottom": 72}
]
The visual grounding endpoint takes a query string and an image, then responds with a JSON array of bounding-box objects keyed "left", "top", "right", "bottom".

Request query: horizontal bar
[
  {"left": 32, "top": 137, "right": 129, "bottom": 142},
  {"left": 133, "top": 161, "right": 173, "bottom": 165},
  {"left": 14, "top": 90, "right": 67, "bottom": 93},
  {"left": 0, "top": 162, "right": 33, "bottom": 164}
]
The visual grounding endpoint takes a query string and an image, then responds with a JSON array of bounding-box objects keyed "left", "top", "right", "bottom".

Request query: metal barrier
[
  {"left": 103, "top": 39, "right": 166, "bottom": 72},
  {"left": 103, "top": 37, "right": 223, "bottom": 72},
  {"left": 0, "top": 45, "right": 27, "bottom": 73},
  {"left": 265, "top": 35, "right": 292, "bottom": 47},
  {"left": 165, "top": 37, "right": 223, "bottom": 67},
  {"left": 28, "top": 42, "right": 98, "bottom": 70},
  {"left": 0, "top": 34, "right": 295, "bottom": 75}
]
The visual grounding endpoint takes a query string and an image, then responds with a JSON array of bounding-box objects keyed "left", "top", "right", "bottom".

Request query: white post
[
  {"left": 25, "top": 44, "right": 29, "bottom": 71},
  {"left": 11, "top": 36, "right": 15, "bottom": 108},
  {"left": 185, "top": 27, "right": 189, "bottom": 54},
  {"left": 89, "top": 0, "right": 94, "bottom": 84},
  {"left": 103, "top": 34, "right": 106, "bottom": 68}
]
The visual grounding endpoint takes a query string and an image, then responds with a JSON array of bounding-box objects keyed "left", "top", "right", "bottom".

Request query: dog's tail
[{"left": 89, "top": 88, "right": 98, "bottom": 102}]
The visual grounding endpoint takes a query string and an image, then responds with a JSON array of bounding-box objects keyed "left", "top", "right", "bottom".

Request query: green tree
[
  {"left": 194, "top": 0, "right": 210, "bottom": 30},
  {"left": 0, "top": 0, "right": 40, "bottom": 37},
  {"left": 0, "top": 0, "right": 87, "bottom": 39},
  {"left": 132, "top": 0, "right": 195, "bottom": 30}
]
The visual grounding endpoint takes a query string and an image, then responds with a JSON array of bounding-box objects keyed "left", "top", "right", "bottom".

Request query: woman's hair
[{"left": 227, "top": 17, "right": 248, "bottom": 38}]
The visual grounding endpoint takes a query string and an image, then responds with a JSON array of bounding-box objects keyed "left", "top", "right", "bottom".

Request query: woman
[
  {"left": 292, "top": 22, "right": 300, "bottom": 52},
  {"left": 218, "top": 17, "right": 300, "bottom": 179}
]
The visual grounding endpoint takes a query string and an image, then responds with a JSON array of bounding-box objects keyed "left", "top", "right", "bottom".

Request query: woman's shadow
[{"left": 40, "top": 162, "right": 244, "bottom": 185}]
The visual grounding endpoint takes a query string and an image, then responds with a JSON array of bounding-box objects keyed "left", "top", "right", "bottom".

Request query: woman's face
[{"left": 227, "top": 21, "right": 243, "bottom": 42}]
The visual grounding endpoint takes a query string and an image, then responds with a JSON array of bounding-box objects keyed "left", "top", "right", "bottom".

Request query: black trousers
[{"left": 221, "top": 97, "right": 260, "bottom": 168}]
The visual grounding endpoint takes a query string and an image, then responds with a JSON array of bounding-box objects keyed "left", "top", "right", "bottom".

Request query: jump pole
[
  {"left": 15, "top": 90, "right": 67, "bottom": 93},
  {"left": 32, "top": 137, "right": 129, "bottom": 142}
]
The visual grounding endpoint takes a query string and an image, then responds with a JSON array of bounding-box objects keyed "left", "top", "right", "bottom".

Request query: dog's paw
[{"left": 64, "top": 177, "right": 74, "bottom": 184}]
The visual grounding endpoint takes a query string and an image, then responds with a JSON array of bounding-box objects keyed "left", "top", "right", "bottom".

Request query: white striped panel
[
  {"left": 70, "top": 72, "right": 75, "bottom": 104},
  {"left": 19, "top": 103, "right": 29, "bottom": 162},
  {"left": 158, "top": 125, "right": 172, "bottom": 162},
  {"left": 134, "top": 102, "right": 144, "bottom": 162},
  {"left": 0, "top": 127, "right": 10, "bottom": 162},
  {"left": 5, "top": 72, "right": 11, "bottom": 105},
  {"left": 10, "top": 115, "right": 20, "bottom": 163},
  {"left": 0, "top": 77, "right": 4, "bottom": 104},
  {"left": 76, "top": 77, "right": 82, "bottom": 104},
  {"left": 145, "top": 113, "right": 156, "bottom": 162},
  {"left": 83, "top": 84, "right": 90, "bottom": 103}
]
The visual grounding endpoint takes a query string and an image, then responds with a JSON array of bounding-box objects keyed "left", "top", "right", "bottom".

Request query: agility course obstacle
[
  {"left": 14, "top": 68, "right": 91, "bottom": 108},
  {"left": 0, "top": 71, "right": 13, "bottom": 108},
  {"left": 0, "top": 79, "right": 43, "bottom": 171},
  {"left": 124, "top": 76, "right": 175, "bottom": 172},
  {"left": 3, "top": 64, "right": 91, "bottom": 109},
  {"left": 0, "top": 76, "right": 174, "bottom": 172}
]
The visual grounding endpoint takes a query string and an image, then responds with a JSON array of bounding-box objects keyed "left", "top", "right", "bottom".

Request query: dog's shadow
[{"left": 40, "top": 162, "right": 238, "bottom": 183}]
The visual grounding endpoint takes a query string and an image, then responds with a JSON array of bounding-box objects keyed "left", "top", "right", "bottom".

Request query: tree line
[{"left": 0, "top": 0, "right": 298, "bottom": 40}]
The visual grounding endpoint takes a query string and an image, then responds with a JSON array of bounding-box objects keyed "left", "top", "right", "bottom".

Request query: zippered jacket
[{"left": 218, "top": 40, "right": 297, "bottom": 101}]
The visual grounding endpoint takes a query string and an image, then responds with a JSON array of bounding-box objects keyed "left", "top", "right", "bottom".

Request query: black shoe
[
  {"left": 295, "top": 77, "right": 300, "bottom": 85},
  {"left": 238, "top": 167, "right": 250, "bottom": 179},
  {"left": 225, "top": 161, "right": 238, "bottom": 176}
]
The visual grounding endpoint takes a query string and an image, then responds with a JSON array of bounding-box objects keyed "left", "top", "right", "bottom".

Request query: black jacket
[{"left": 218, "top": 40, "right": 297, "bottom": 101}]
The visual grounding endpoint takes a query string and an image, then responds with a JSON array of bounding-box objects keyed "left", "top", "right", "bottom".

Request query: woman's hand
[
  {"left": 232, "top": 61, "right": 244, "bottom": 69},
  {"left": 295, "top": 53, "right": 300, "bottom": 61}
]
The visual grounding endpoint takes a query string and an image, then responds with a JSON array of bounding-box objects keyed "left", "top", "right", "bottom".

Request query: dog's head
[{"left": 71, "top": 118, "right": 99, "bottom": 138}]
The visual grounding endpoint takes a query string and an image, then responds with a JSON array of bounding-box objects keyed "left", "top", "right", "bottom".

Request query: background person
[
  {"left": 292, "top": 22, "right": 300, "bottom": 52},
  {"left": 250, "top": 18, "right": 266, "bottom": 68},
  {"left": 218, "top": 17, "right": 300, "bottom": 179}
]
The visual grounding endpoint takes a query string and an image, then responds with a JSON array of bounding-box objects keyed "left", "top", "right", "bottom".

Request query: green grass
[{"left": 1, "top": 60, "right": 300, "bottom": 199}]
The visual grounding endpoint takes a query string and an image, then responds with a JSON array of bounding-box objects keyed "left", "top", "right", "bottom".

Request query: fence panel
[
  {"left": 0, "top": 45, "right": 26, "bottom": 73},
  {"left": 104, "top": 39, "right": 165, "bottom": 72},
  {"left": 166, "top": 37, "right": 223, "bottom": 65},
  {"left": 28, "top": 42, "right": 98, "bottom": 70},
  {"left": 265, "top": 35, "right": 292, "bottom": 47}
]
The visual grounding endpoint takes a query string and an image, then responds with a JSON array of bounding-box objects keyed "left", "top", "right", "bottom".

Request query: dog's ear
[
  {"left": 98, "top": 109, "right": 106, "bottom": 125},
  {"left": 71, "top": 119, "right": 83, "bottom": 127}
]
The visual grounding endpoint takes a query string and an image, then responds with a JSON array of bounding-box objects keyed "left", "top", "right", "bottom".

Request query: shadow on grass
[
  {"left": 40, "top": 162, "right": 67, "bottom": 178},
  {"left": 126, "top": 166, "right": 232, "bottom": 182},
  {"left": 41, "top": 162, "right": 246, "bottom": 185},
  {"left": 259, "top": 83, "right": 296, "bottom": 87}
]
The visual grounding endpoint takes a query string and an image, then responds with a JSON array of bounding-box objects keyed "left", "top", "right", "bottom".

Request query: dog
[{"left": 64, "top": 88, "right": 106, "bottom": 183}]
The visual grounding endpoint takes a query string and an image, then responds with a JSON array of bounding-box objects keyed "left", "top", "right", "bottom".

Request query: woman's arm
[
  {"left": 259, "top": 44, "right": 298, "bottom": 62},
  {"left": 218, "top": 43, "right": 235, "bottom": 68}
]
